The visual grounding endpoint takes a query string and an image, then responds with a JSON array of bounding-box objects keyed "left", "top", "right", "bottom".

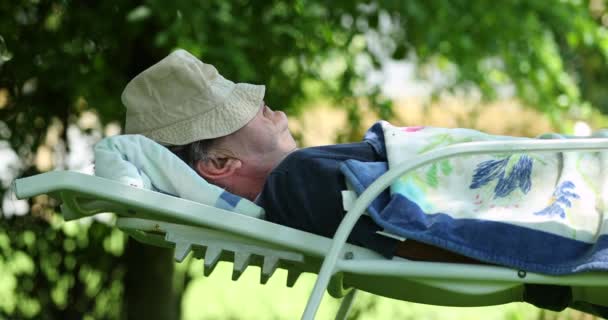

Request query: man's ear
[{"left": 195, "top": 157, "right": 242, "bottom": 180}]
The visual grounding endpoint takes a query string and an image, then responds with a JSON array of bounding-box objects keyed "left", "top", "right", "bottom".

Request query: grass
[{"left": 180, "top": 260, "right": 556, "bottom": 320}]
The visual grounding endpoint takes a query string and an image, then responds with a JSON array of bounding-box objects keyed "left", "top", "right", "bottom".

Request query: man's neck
[{"left": 228, "top": 149, "right": 295, "bottom": 201}]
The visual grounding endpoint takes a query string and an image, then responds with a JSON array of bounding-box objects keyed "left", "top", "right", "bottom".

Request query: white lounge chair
[{"left": 14, "top": 138, "right": 608, "bottom": 319}]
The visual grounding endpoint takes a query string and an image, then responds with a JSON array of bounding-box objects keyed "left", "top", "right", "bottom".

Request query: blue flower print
[
  {"left": 470, "top": 155, "right": 533, "bottom": 198},
  {"left": 534, "top": 181, "right": 580, "bottom": 219}
]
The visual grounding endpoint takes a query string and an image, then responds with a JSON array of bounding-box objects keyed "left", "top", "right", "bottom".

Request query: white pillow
[{"left": 94, "top": 134, "right": 264, "bottom": 219}]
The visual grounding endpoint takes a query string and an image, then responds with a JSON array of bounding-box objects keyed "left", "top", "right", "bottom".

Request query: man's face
[{"left": 215, "top": 102, "right": 296, "bottom": 163}]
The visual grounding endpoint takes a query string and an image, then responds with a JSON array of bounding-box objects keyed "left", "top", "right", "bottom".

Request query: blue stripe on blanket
[
  {"left": 215, "top": 191, "right": 241, "bottom": 210},
  {"left": 340, "top": 159, "right": 608, "bottom": 275}
]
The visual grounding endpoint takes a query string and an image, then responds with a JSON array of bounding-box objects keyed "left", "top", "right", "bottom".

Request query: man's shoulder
[{"left": 260, "top": 144, "right": 371, "bottom": 225}]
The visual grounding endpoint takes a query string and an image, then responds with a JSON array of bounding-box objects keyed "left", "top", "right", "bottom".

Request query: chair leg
[
  {"left": 302, "top": 165, "right": 389, "bottom": 319},
  {"left": 334, "top": 289, "right": 357, "bottom": 320},
  {"left": 303, "top": 272, "right": 330, "bottom": 320}
]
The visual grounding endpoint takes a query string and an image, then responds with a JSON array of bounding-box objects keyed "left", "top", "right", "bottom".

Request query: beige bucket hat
[{"left": 122, "top": 49, "right": 265, "bottom": 146}]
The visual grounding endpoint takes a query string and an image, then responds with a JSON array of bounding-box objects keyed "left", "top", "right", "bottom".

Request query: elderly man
[
  {"left": 121, "top": 49, "right": 490, "bottom": 262},
  {"left": 118, "top": 49, "right": 607, "bottom": 315}
]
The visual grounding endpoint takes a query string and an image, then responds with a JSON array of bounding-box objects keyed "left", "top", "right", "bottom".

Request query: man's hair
[{"left": 167, "top": 139, "right": 216, "bottom": 170}]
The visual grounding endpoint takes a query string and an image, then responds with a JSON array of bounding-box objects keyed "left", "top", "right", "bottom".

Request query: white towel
[{"left": 94, "top": 134, "right": 264, "bottom": 219}]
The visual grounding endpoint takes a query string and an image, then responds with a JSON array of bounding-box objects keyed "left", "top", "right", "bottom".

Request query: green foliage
[
  {"left": 383, "top": 1, "right": 608, "bottom": 116},
  {"left": 2, "top": 0, "right": 608, "bottom": 318},
  {"left": 0, "top": 215, "right": 125, "bottom": 319}
]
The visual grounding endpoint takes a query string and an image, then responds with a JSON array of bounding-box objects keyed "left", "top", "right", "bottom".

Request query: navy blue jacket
[{"left": 256, "top": 139, "right": 398, "bottom": 258}]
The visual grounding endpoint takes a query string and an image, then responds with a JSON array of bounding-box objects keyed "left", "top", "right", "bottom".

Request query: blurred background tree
[{"left": 1, "top": 0, "right": 608, "bottom": 319}]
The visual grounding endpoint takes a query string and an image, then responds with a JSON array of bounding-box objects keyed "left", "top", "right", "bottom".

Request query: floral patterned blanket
[{"left": 340, "top": 122, "right": 608, "bottom": 274}]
